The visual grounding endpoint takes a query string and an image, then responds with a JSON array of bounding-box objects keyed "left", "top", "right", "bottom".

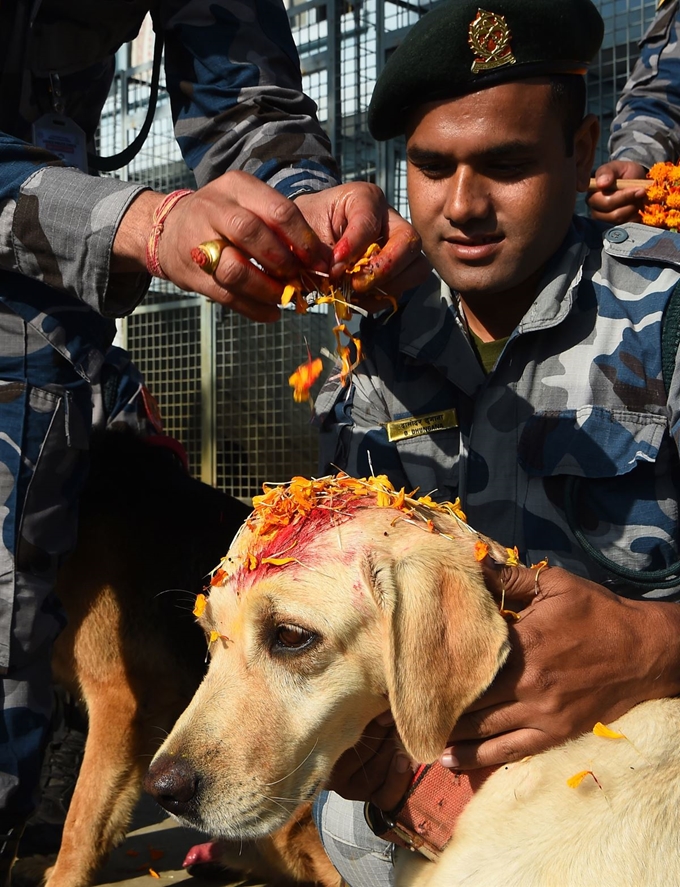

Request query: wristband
[{"left": 145, "top": 189, "right": 194, "bottom": 279}]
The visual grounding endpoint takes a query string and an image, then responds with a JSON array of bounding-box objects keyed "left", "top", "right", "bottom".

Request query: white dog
[{"left": 145, "top": 475, "right": 680, "bottom": 887}]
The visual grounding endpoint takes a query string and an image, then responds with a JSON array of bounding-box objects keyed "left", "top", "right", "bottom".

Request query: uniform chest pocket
[
  {"left": 518, "top": 407, "right": 679, "bottom": 591},
  {"left": 517, "top": 406, "right": 667, "bottom": 479},
  {"left": 394, "top": 430, "right": 460, "bottom": 501}
]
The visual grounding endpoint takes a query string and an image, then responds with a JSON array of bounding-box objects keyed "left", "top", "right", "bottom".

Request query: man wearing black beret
[{"left": 312, "top": 0, "right": 680, "bottom": 882}]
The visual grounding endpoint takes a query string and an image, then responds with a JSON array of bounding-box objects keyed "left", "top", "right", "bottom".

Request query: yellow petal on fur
[
  {"left": 567, "top": 769, "right": 603, "bottom": 790},
  {"left": 567, "top": 770, "right": 591, "bottom": 788},
  {"left": 193, "top": 594, "right": 207, "bottom": 618},
  {"left": 505, "top": 546, "right": 520, "bottom": 566},
  {"left": 209, "top": 630, "right": 220, "bottom": 644},
  {"left": 593, "top": 722, "right": 626, "bottom": 740},
  {"left": 149, "top": 870, "right": 160, "bottom": 879},
  {"left": 261, "top": 556, "right": 297, "bottom": 566},
  {"left": 246, "top": 553, "right": 258, "bottom": 571}
]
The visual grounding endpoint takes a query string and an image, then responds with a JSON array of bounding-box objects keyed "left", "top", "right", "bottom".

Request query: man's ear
[
  {"left": 574, "top": 113, "right": 600, "bottom": 193},
  {"left": 370, "top": 542, "right": 510, "bottom": 764}
]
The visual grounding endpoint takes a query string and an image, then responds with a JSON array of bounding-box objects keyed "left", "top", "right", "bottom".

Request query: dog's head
[{"left": 145, "top": 476, "right": 510, "bottom": 838}]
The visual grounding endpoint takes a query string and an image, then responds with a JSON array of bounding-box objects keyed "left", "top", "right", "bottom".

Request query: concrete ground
[{"left": 91, "top": 794, "right": 263, "bottom": 887}]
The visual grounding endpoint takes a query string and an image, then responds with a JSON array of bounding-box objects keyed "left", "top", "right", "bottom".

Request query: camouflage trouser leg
[
  {"left": 312, "top": 792, "right": 395, "bottom": 887},
  {"left": 0, "top": 308, "right": 92, "bottom": 826}
]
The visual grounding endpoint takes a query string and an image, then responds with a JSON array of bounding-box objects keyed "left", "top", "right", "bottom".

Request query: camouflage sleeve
[
  {"left": 160, "top": 0, "right": 341, "bottom": 193},
  {"left": 0, "top": 133, "right": 151, "bottom": 316},
  {"left": 609, "top": 0, "right": 680, "bottom": 167}
]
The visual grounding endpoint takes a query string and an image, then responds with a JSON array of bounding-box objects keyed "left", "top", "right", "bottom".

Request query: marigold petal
[
  {"left": 566, "top": 770, "right": 591, "bottom": 788},
  {"left": 593, "top": 722, "right": 625, "bottom": 740},
  {"left": 505, "top": 546, "right": 520, "bottom": 566},
  {"left": 193, "top": 594, "right": 207, "bottom": 617},
  {"left": 474, "top": 541, "right": 490, "bottom": 561},
  {"left": 281, "top": 284, "right": 299, "bottom": 306}
]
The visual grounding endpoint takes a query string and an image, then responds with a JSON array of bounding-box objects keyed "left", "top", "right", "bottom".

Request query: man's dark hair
[{"left": 549, "top": 75, "right": 587, "bottom": 156}]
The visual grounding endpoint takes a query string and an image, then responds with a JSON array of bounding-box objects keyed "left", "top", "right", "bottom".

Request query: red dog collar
[{"left": 365, "top": 761, "right": 497, "bottom": 861}]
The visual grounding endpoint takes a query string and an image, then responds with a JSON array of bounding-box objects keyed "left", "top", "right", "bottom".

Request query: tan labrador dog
[{"left": 145, "top": 475, "right": 680, "bottom": 887}]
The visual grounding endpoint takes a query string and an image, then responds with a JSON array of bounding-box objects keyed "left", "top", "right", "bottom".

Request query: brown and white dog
[
  {"left": 19, "top": 432, "right": 338, "bottom": 887},
  {"left": 145, "top": 474, "right": 680, "bottom": 887}
]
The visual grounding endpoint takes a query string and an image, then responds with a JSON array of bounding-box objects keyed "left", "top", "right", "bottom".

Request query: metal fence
[{"left": 102, "top": 0, "right": 659, "bottom": 499}]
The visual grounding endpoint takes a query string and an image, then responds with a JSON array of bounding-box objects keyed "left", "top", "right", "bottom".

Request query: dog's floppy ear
[{"left": 370, "top": 539, "right": 510, "bottom": 764}]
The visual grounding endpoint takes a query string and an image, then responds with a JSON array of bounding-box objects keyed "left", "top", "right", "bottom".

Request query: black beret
[{"left": 368, "top": 0, "right": 604, "bottom": 140}]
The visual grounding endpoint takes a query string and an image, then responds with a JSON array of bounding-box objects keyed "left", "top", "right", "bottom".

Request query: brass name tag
[{"left": 386, "top": 408, "right": 458, "bottom": 442}]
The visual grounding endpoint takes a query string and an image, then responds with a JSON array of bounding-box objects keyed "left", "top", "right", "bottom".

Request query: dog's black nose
[{"left": 144, "top": 754, "right": 199, "bottom": 815}]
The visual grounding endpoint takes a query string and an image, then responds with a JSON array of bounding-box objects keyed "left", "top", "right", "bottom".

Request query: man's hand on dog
[
  {"left": 440, "top": 563, "right": 680, "bottom": 770},
  {"left": 325, "top": 711, "right": 414, "bottom": 811}
]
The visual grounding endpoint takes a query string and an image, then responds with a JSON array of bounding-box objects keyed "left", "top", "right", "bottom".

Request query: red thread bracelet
[{"left": 145, "top": 189, "right": 194, "bottom": 279}]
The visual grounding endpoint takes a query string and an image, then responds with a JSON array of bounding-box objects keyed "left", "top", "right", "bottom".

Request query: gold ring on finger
[{"left": 191, "top": 238, "right": 231, "bottom": 276}]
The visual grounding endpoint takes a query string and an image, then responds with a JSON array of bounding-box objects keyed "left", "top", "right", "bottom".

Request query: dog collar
[{"left": 364, "top": 761, "right": 498, "bottom": 861}]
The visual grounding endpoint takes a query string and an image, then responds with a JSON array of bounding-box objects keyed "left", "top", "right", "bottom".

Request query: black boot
[
  {"left": 17, "top": 689, "right": 86, "bottom": 859},
  {"left": 0, "top": 823, "right": 25, "bottom": 887}
]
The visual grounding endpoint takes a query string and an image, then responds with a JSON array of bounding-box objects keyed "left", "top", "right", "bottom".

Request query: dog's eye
[{"left": 274, "top": 623, "right": 316, "bottom": 651}]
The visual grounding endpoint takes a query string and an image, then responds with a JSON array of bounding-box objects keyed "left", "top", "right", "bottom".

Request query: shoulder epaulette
[{"left": 602, "top": 222, "right": 680, "bottom": 268}]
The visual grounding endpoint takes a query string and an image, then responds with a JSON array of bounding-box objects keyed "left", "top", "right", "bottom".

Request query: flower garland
[{"left": 640, "top": 162, "right": 680, "bottom": 231}]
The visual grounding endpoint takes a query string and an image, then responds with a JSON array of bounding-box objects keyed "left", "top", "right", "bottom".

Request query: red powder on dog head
[{"left": 206, "top": 473, "right": 470, "bottom": 590}]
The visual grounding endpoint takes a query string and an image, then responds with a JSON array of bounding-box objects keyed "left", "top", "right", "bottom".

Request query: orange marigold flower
[
  {"left": 666, "top": 209, "right": 680, "bottom": 230},
  {"left": 646, "top": 185, "right": 666, "bottom": 202}
]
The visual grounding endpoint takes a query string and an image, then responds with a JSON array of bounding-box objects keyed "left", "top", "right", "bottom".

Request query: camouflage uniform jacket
[
  {"left": 316, "top": 216, "right": 680, "bottom": 600},
  {"left": 0, "top": 0, "right": 340, "bottom": 381},
  {"left": 609, "top": 0, "right": 680, "bottom": 168}
]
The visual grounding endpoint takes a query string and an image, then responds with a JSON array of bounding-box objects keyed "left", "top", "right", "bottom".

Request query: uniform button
[{"left": 606, "top": 227, "right": 628, "bottom": 243}]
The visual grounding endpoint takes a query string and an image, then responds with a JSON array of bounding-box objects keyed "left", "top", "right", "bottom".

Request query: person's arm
[
  {"left": 159, "top": 0, "right": 427, "bottom": 295},
  {"left": 0, "top": 132, "right": 151, "bottom": 316},
  {"left": 589, "top": 1, "right": 680, "bottom": 222},
  {"left": 609, "top": 0, "right": 680, "bottom": 170},
  {"left": 160, "top": 0, "right": 340, "bottom": 195}
]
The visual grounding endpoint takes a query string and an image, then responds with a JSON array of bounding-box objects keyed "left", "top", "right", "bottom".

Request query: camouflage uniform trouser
[
  {"left": 0, "top": 304, "right": 145, "bottom": 825},
  {"left": 313, "top": 791, "right": 395, "bottom": 887}
]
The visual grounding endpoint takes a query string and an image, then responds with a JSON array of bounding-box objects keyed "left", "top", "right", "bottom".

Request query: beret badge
[{"left": 468, "top": 9, "right": 516, "bottom": 73}]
